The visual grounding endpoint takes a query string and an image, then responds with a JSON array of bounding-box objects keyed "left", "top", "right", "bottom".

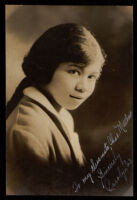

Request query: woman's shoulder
[
  {"left": 6, "top": 95, "right": 53, "bottom": 157},
  {"left": 7, "top": 95, "right": 52, "bottom": 138},
  {"left": 17, "top": 96, "right": 50, "bottom": 125}
]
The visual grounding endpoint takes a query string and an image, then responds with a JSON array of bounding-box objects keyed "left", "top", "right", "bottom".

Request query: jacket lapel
[{"left": 23, "top": 87, "right": 79, "bottom": 164}]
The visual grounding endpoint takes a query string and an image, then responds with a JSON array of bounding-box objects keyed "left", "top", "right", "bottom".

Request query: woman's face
[{"left": 44, "top": 53, "right": 104, "bottom": 111}]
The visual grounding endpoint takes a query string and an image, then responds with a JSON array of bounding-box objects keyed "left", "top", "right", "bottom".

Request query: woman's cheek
[{"left": 88, "top": 82, "right": 96, "bottom": 95}]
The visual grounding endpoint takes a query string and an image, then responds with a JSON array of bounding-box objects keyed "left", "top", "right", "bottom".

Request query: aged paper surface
[{"left": 6, "top": 5, "right": 133, "bottom": 196}]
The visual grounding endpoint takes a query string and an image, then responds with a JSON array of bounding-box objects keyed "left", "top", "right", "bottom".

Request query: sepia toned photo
[{"left": 6, "top": 5, "right": 133, "bottom": 196}]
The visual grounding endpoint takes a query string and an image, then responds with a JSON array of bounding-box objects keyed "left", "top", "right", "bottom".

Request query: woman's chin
[{"left": 65, "top": 103, "right": 82, "bottom": 111}]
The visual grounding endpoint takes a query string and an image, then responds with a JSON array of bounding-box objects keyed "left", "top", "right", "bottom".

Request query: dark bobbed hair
[
  {"left": 23, "top": 23, "right": 94, "bottom": 84},
  {"left": 6, "top": 23, "right": 106, "bottom": 118}
]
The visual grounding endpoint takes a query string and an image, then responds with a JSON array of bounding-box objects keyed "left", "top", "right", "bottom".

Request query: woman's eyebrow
[{"left": 67, "top": 63, "right": 85, "bottom": 69}]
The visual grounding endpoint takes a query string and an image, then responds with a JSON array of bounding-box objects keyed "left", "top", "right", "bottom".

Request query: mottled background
[{"left": 6, "top": 5, "right": 133, "bottom": 195}]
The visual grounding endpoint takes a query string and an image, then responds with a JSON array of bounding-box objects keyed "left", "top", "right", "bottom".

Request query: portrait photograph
[{"left": 6, "top": 5, "right": 133, "bottom": 196}]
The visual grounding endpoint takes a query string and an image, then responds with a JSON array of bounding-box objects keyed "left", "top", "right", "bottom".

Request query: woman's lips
[{"left": 69, "top": 95, "right": 83, "bottom": 100}]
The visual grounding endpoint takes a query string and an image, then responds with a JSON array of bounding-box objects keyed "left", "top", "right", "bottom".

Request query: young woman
[{"left": 6, "top": 23, "right": 106, "bottom": 195}]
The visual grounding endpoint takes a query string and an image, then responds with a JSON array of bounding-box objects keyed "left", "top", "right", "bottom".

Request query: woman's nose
[{"left": 75, "top": 78, "right": 89, "bottom": 93}]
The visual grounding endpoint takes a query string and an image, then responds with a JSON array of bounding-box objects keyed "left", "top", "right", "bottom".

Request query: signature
[
  {"left": 99, "top": 161, "right": 132, "bottom": 192},
  {"left": 72, "top": 111, "right": 132, "bottom": 193},
  {"left": 97, "top": 148, "right": 132, "bottom": 192}
]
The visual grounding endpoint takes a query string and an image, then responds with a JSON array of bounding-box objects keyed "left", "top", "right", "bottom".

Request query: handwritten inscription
[
  {"left": 90, "top": 142, "right": 110, "bottom": 173},
  {"left": 82, "top": 172, "right": 94, "bottom": 184},
  {"left": 72, "top": 182, "right": 81, "bottom": 193},
  {"left": 107, "top": 111, "right": 132, "bottom": 146},
  {"left": 97, "top": 149, "right": 120, "bottom": 180},
  {"left": 97, "top": 149, "right": 132, "bottom": 191},
  {"left": 114, "top": 112, "right": 132, "bottom": 134},
  {"left": 72, "top": 111, "right": 132, "bottom": 193},
  {"left": 100, "top": 160, "right": 132, "bottom": 192}
]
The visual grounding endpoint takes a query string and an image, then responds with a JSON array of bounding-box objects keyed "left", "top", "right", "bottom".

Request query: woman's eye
[
  {"left": 88, "top": 75, "right": 96, "bottom": 80},
  {"left": 68, "top": 70, "right": 80, "bottom": 76}
]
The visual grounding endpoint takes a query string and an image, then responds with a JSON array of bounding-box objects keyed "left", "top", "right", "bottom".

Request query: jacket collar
[
  {"left": 23, "top": 86, "right": 64, "bottom": 119},
  {"left": 23, "top": 86, "right": 73, "bottom": 142},
  {"left": 23, "top": 86, "right": 85, "bottom": 165}
]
